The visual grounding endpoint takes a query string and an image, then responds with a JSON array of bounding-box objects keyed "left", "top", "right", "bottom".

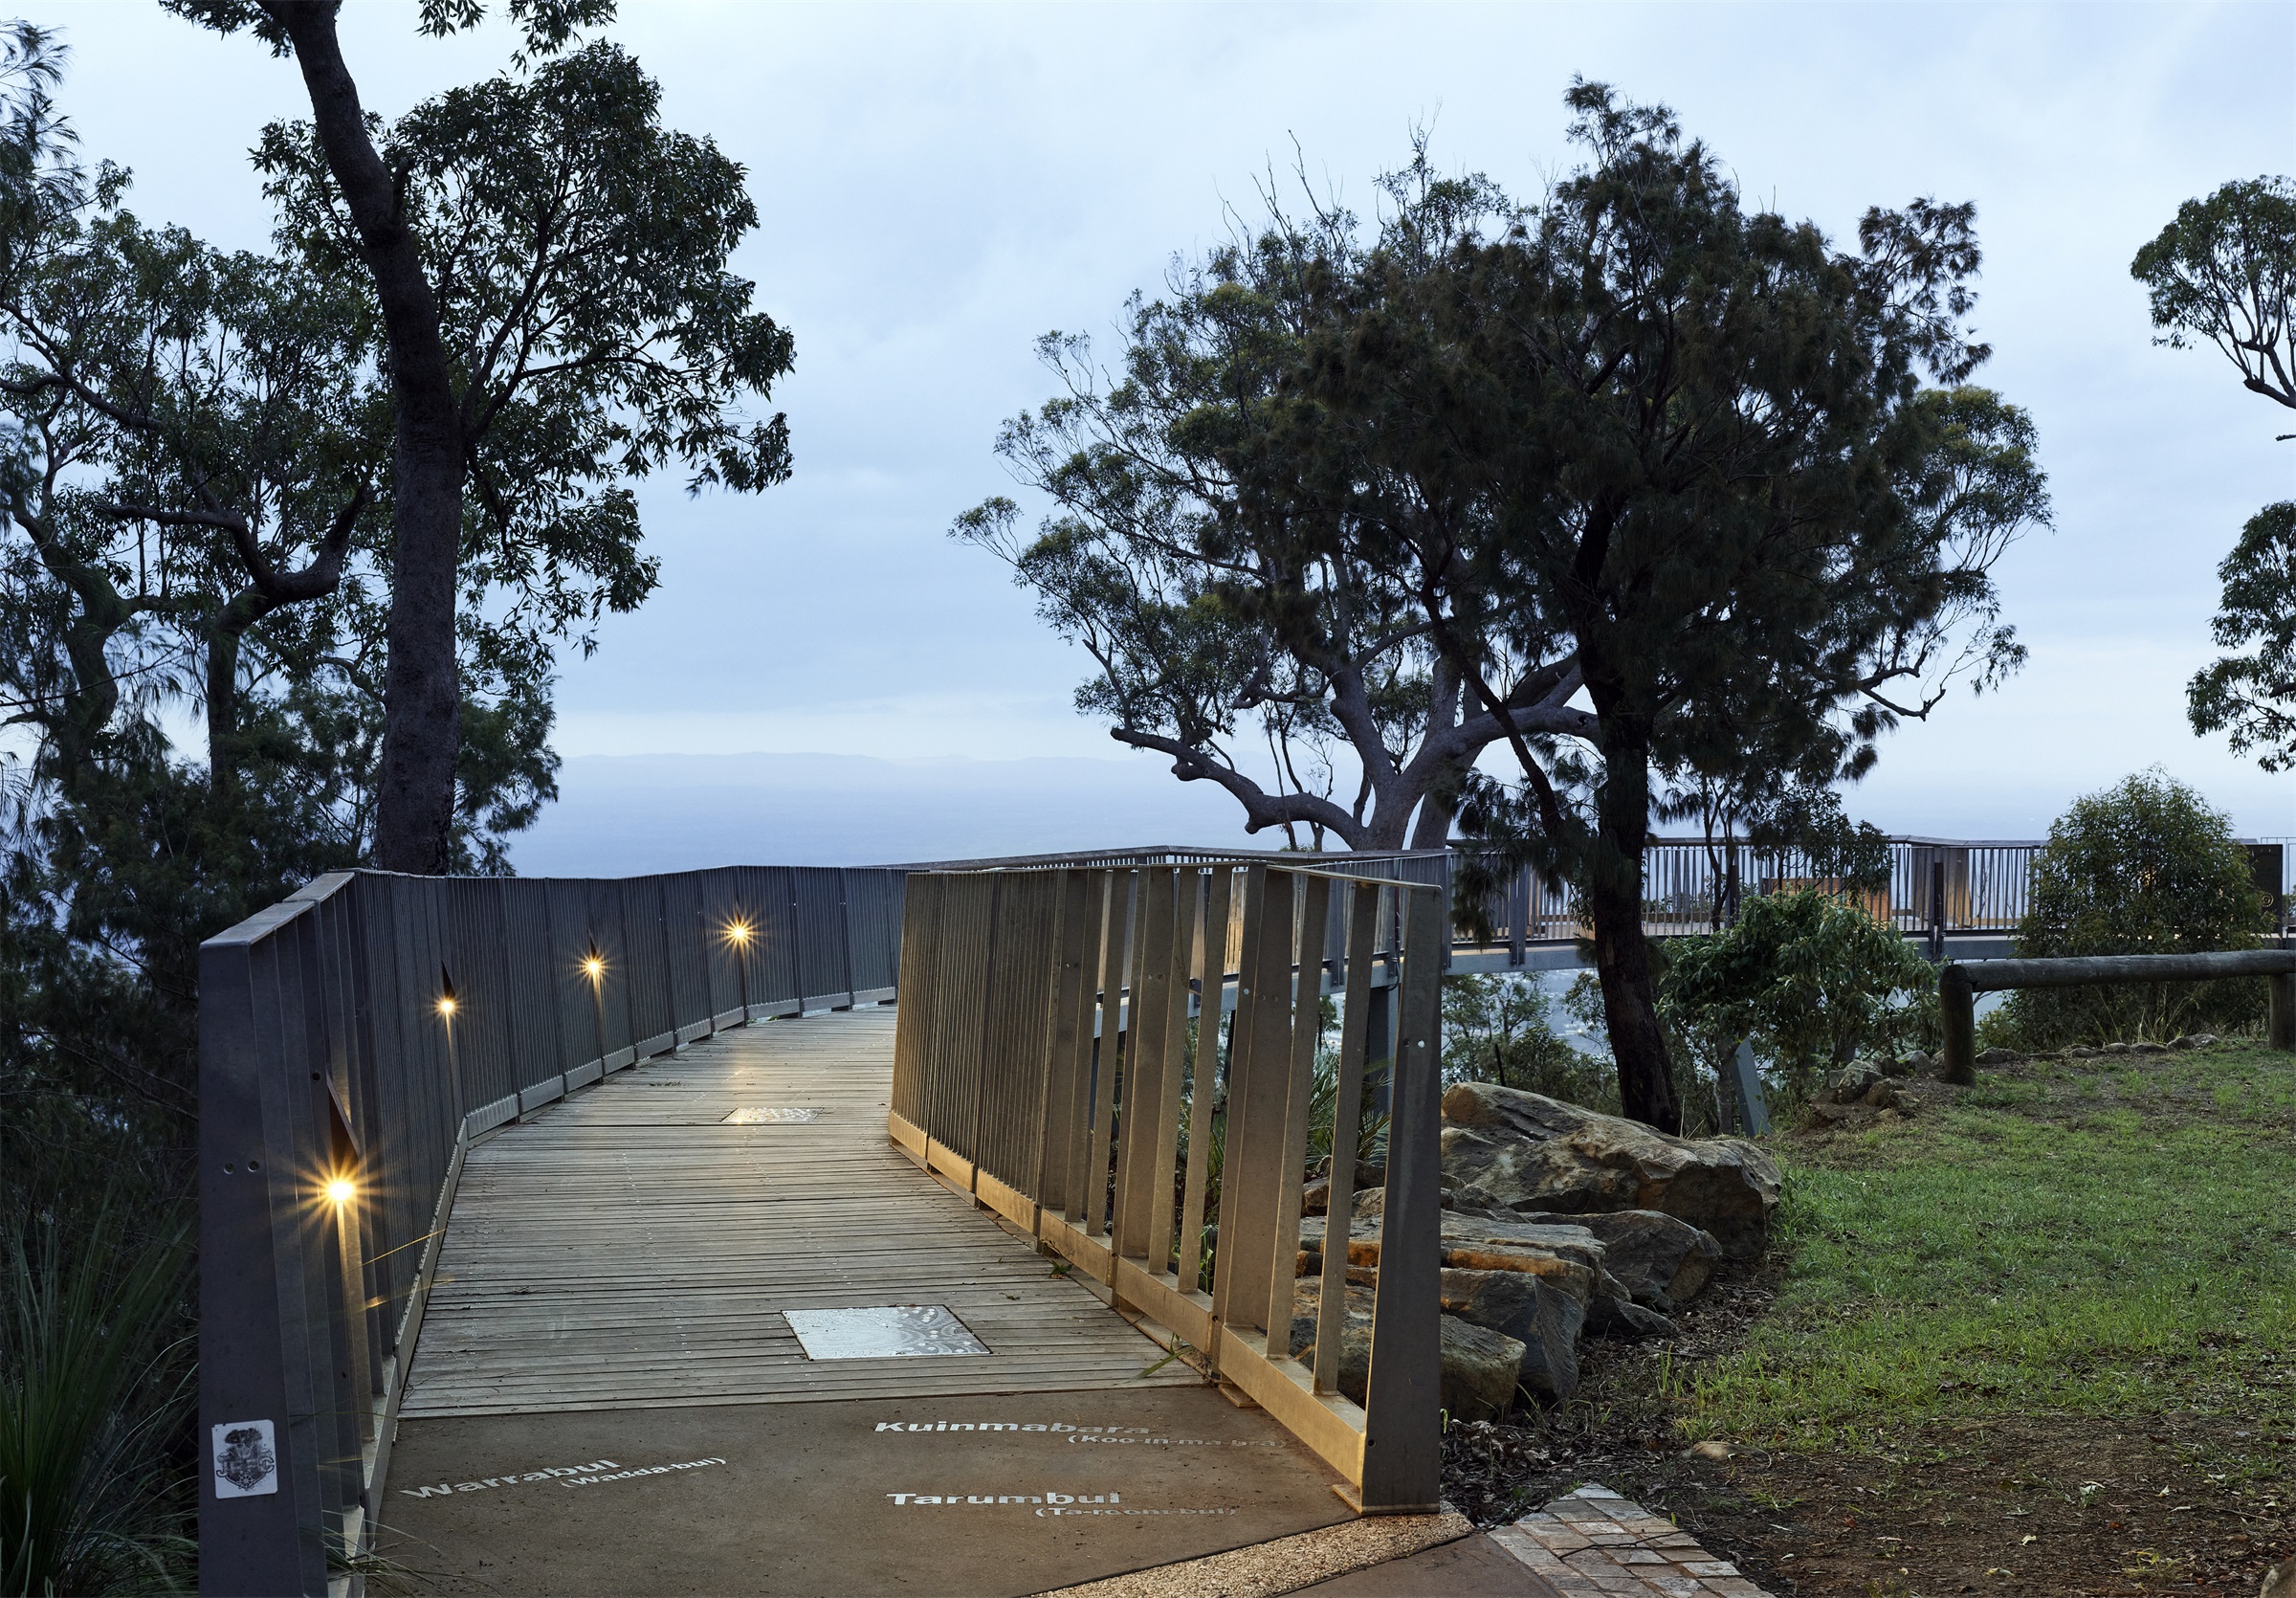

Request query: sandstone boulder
[
  {"left": 1860, "top": 1077, "right": 1919, "bottom": 1116},
  {"left": 1976, "top": 1047, "right": 2018, "bottom": 1065},
  {"left": 1438, "top": 1267, "right": 1583, "bottom": 1400},
  {"left": 1504, "top": 1210, "right": 1721, "bottom": 1312},
  {"left": 1301, "top": 1160, "right": 1386, "bottom": 1218},
  {"left": 1827, "top": 1060, "right": 1885, "bottom": 1103},
  {"left": 1285, "top": 1279, "right": 1525, "bottom": 1421},
  {"left": 1440, "top": 1082, "right": 1782, "bottom": 1260},
  {"left": 1296, "top": 1209, "right": 1604, "bottom": 1306},
  {"left": 1587, "top": 1288, "right": 1679, "bottom": 1341}
]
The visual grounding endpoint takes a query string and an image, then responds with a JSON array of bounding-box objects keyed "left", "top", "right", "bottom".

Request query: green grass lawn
[{"left": 1681, "top": 1042, "right": 2296, "bottom": 1453}]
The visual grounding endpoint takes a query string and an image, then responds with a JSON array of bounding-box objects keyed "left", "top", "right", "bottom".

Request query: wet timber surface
[{"left": 382, "top": 1010, "right": 1368, "bottom": 1595}]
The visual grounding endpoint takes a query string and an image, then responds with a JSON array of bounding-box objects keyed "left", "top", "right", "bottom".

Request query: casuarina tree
[
  {"left": 1321, "top": 86, "right": 2046, "bottom": 1130},
  {"left": 161, "top": 0, "right": 795, "bottom": 872}
]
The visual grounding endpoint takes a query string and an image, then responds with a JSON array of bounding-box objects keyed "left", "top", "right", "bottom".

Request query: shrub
[
  {"left": 1663, "top": 888, "right": 1937, "bottom": 1108},
  {"left": 1998, "top": 770, "right": 2267, "bottom": 1045}
]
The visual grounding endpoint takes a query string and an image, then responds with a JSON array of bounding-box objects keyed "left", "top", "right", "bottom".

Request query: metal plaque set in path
[{"left": 784, "top": 1305, "right": 991, "bottom": 1360}]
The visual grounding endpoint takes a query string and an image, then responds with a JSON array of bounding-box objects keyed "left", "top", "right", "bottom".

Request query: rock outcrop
[
  {"left": 1439, "top": 1081, "right": 1782, "bottom": 1259},
  {"left": 1300, "top": 1160, "right": 1385, "bottom": 1218},
  {"left": 1505, "top": 1209, "right": 1722, "bottom": 1313},
  {"left": 1438, "top": 1267, "right": 1583, "bottom": 1399},
  {"left": 1295, "top": 1209, "right": 1605, "bottom": 1305},
  {"left": 1284, "top": 1279, "right": 1525, "bottom": 1421}
]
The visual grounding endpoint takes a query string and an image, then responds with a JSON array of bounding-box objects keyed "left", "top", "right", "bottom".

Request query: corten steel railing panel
[
  {"left": 887, "top": 860, "right": 1447, "bottom": 1513},
  {"left": 793, "top": 867, "right": 854, "bottom": 1008},
  {"left": 200, "top": 864, "right": 906, "bottom": 1598},
  {"left": 661, "top": 873, "right": 714, "bottom": 1041},
  {"left": 888, "top": 872, "right": 942, "bottom": 1134},
  {"left": 734, "top": 865, "right": 792, "bottom": 1011}
]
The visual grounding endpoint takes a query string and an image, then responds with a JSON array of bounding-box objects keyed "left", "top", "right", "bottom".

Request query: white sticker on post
[{"left": 212, "top": 1419, "right": 279, "bottom": 1498}]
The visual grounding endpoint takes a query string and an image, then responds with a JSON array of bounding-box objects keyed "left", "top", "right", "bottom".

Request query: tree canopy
[
  {"left": 2133, "top": 175, "right": 2296, "bottom": 769},
  {"left": 972, "top": 90, "right": 2047, "bottom": 1128},
  {"left": 166, "top": 0, "right": 794, "bottom": 871},
  {"left": 2131, "top": 175, "right": 2296, "bottom": 423},
  {"left": 959, "top": 160, "right": 1588, "bottom": 850}
]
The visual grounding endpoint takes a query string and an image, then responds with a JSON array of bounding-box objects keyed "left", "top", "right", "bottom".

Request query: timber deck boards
[{"left": 400, "top": 1009, "right": 1193, "bottom": 1417}]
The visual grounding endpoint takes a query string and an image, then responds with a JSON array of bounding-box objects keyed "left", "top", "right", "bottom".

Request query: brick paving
[{"left": 1486, "top": 1483, "right": 1772, "bottom": 1596}]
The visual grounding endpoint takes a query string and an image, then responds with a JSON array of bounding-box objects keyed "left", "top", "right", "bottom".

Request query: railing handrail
[{"left": 924, "top": 855, "right": 1447, "bottom": 892}]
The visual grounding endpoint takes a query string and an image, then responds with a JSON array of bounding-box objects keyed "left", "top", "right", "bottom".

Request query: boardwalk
[
  {"left": 402, "top": 1009, "right": 1199, "bottom": 1417},
  {"left": 378, "top": 1009, "right": 1445, "bottom": 1594}
]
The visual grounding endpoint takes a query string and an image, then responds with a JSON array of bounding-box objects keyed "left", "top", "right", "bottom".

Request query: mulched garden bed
[{"left": 1439, "top": 1262, "right": 2292, "bottom": 1596}]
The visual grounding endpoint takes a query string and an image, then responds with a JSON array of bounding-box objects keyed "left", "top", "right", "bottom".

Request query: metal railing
[
  {"left": 889, "top": 859, "right": 1449, "bottom": 1513},
  {"left": 197, "top": 864, "right": 904, "bottom": 1597},
  {"left": 1456, "top": 837, "right": 2045, "bottom": 947},
  {"left": 1455, "top": 837, "right": 2290, "bottom": 953}
]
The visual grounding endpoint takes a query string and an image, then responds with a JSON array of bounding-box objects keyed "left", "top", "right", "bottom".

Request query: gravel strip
[{"left": 1031, "top": 1508, "right": 1476, "bottom": 1598}]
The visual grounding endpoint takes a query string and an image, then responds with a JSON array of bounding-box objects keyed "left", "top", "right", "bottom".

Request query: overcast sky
[{"left": 46, "top": 0, "right": 2296, "bottom": 863}]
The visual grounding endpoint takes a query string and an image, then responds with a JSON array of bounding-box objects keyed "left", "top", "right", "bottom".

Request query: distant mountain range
[{"left": 507, "top": 751, "right": 1262, "bottom": 876}]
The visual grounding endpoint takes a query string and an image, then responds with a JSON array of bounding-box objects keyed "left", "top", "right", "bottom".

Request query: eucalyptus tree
[
  {"left": 1325, "top": 86, "right": 2047, "bottom": 1129},
  {"left": 2132, "top": 175, "right": 2296, "bottom": 769},
  {"left": 2133, "top": 175, "right": 2296, "bottom": 421},
  {"left": 164, "top": 0, "right": 796, "bottom": 873},
  {"left": 960, "top": 161, "right": 1591, "bottom": 850}
]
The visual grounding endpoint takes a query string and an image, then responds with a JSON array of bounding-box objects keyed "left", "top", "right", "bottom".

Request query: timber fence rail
[
  {"left": 1937, "top": 947, "right": 2296, "bottom": 1083},
  {"left": 197, "top": 864, "right": 904, "bottom": 1598},
  {"left": 889, "top": 858, "right": 1449, "bottom": 1514}
]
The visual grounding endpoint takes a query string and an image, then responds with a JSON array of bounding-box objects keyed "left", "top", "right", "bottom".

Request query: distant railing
[
  {"left": 889, "top": 860, "right": 1450, "bottom": 1513},
  {"left": 1456, "top": 837, "right": 2046, "bottom": 948},
  {"left": 197, "top": 865, "right": 904, "bottom": 1598}
]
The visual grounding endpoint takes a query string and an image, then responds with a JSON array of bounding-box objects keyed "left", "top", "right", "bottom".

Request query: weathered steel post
[
  {"left": 1356, "top": 883, "right": 1446, "bottom": 1514},
  {"left": 2271, "top": 970, "right": 2296, "bottom": 1052},
  {"left": 1939, "top": 963, "right": 1976, "bottom": 1085}
]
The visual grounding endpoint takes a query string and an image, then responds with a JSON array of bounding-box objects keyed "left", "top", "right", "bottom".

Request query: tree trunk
[
  {"left": 1406, "top": 760, "right": 1464, "bottom": 849},
  {"left": 204, "top": 589, "right": 275, "bottom": 817},
  {"left": 275, "top": 1, "right": 466, "bottom": 875},
  {"left": 205, "top": 611, "right": 246, "bottom": 811},
  {"left": 1580, "top": 725, "right": 1681, "bottom": 1133}
]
